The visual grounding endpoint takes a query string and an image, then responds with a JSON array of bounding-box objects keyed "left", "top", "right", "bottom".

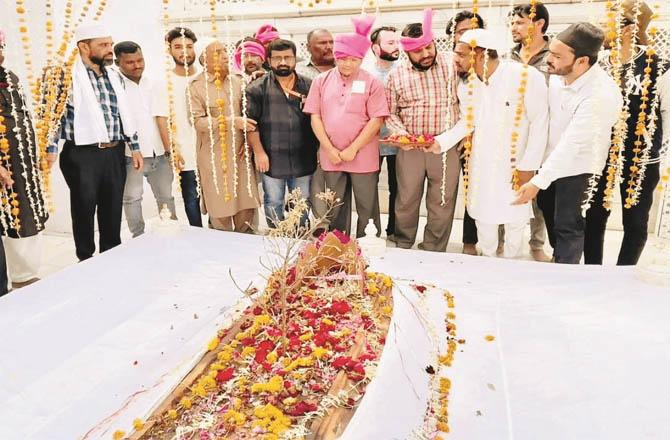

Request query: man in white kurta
[{"left": 432, "top": 29, "right": 548, "bottom": 258}]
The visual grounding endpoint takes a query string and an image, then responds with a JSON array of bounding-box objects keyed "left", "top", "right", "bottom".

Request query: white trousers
[
  {"left": 476, "top": 220, "right": 526, "bottom": 259},
  {"left": 2, "top": 235, "right": 42, "bottom": 283}
]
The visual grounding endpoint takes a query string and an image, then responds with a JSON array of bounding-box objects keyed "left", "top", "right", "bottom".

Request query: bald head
[{"left": 306, "top": 28, "right": 334, "bottom": 66}]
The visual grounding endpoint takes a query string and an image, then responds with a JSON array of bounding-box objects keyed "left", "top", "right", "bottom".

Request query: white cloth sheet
[{"left": 0, "top": 229, "right": 669, "bottom": 439}]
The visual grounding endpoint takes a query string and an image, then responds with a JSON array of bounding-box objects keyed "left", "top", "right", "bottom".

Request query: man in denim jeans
[
  {"left": 115, "top": 41, "right": 176, "bottom": 237},
  {"left": 247, "top": 39, "right": 318, "bottom": 228},
  {"left": 156, "top": 27, "right": 203, "bottom": 228}
]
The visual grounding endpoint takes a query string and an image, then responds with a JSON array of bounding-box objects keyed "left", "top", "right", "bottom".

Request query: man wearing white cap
[
  {"left": 431, "top": 28, "right": 548, "bottom": 258},
  {"left": 47, "top": 23, "right": 143, "bottom": 261}
]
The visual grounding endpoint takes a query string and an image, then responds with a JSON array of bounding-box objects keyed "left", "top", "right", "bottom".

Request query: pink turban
[
  {"left": 400, "top": 8, "right": 435, "bottom": 52},
  {"left": 255, "top": 24, "right": 279, "bottom": 44},
  {"left": 333, "top": 14, "right": 376, "bottom": 60},
  {"left": 0, "top": 30, "right": 6, "bottom": 47},
  {"left": 233, "top": 41, "right": 267, "bottom": 72}
]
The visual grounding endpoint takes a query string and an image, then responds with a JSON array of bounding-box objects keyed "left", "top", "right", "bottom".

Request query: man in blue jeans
[
  {"left": 156, "top": 27, "right": 202, "bottom": 228},
  {"left": 247, "top": 39, "right": 318, "bottom": 228},
  {"left": 115, "top": 41, "right": 177, "bottom": 237}
]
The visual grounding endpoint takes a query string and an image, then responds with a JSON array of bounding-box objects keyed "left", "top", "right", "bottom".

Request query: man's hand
[
  {"left": 512, "top": 181, "right": 540, "bottom": 205},
  {"left": 173, "top": 151, "right": 185, "bottom": 171},
  {"left": 132, "top": 151, "right": 144, "bottom": 171},
  {"left": 517, "top": 170, "right": 535, "bottom": 187},
  {"left": 338, "top": 146, "right": 357, "bottom": 162},
  {"left": 47, "top": 152, "right": 58, "bottom": 169},
  {"left": 0, "top": 166, "right": 14, "bottom": 188},
  {"left": 325, "top": 146, "right": 342, "bottom": 165},
  {"left": 233, "top": 117, "right": 257, "bottom": 132},
  {"left": 427, "top": 140, "right": 443, "bottom": 154},
  {"left": 250, "top": 70, "right": 265, "bottom": 81},
  {"left": 254, "top": 149, "right": 270, "bottom": 173}
]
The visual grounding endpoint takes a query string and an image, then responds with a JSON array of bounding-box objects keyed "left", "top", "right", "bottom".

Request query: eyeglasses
[{"left": 269, "top": 55, "right": 296, "bottom": 63}]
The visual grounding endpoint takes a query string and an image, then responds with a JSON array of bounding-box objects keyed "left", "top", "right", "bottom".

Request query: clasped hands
[{"left": 325, "top": 145, "right": 357, "bottom": 165}]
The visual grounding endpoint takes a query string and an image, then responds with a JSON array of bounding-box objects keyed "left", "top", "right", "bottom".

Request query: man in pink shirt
[{"left": 304, "top": 14, "right": 390, "bottom": 238}]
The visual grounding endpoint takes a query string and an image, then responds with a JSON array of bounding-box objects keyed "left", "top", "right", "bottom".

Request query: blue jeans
[
  {"left": 261, "top": 174, "right": 312, "bottom": 228},
  {"left": 123, "top": 154, "right": 176, "bottom": 237},
  {"left": 180, "top": 170, "right": 203, "bottom": 227}
]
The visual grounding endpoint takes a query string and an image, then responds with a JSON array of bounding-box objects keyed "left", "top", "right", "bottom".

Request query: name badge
[{"left": 351, "top": 80, "right": 366, "bottom": 94}]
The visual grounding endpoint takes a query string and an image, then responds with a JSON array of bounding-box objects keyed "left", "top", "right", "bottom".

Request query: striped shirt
[
  {"left": 48, "top": 66, "right": 140, "bottom": 152},
  {"left": 385, "top": 51, "right": 459, "bottom": 136}
]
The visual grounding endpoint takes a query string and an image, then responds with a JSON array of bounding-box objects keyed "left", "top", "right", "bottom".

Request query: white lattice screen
[{"left": 285, "top": 28, "right": 670, "bottom": 60}]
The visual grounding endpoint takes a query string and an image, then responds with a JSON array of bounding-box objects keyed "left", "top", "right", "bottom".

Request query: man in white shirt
[
  {"left": 156, "top": 27, "right": 203, "bottom": 227},
  {"left": 114, "top": 41, "right": 176, "bottom": 237},
  {"left": 432, "top": 29, "right": 548, "bottom": 258},
  {"left": 365, "top": 26, "right": 400, "bottom": 239},
  {"left": 514, "top": 23, "right": 623, "bottom": 264}
]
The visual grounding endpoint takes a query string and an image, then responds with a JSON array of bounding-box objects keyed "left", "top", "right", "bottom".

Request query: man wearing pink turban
[
  {"left": 304, "top": 14, "right": 390, "bottom": 238},
  {"left": 255, "top": 24, "right": 280, "bottom": 49},
  {"left": 233, "top": 39, "right": 267, "bottom": 80},
  {"left": 385, "top": 8, "right": 461, "bottom": 252}
]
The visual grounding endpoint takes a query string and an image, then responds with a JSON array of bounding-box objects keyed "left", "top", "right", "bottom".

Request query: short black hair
[
  {"left": 165, "top": 27, "right": 197, "bottom": 45},
  {"left": 511, "top": 3, "right": 550, "bottom": 34},
  {"left": 370, "top": 26, "right": 397, "bottom": 44},
  {"left": 306, "top": 28, "right": 331, "bottom": 44},
  {"left": 113, "top": 41, "right": 141, "bottom": 58},
  {"left": 268, "top": 38, "right": 296, "bottom": 57},
  {"left": 402, "top": 23, "right": 424, "bottom": 38},
  {"left": 445, "top": 11, "right": 486, "bottom": 35}
]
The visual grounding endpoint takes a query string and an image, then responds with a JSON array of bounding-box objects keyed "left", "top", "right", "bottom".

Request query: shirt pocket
[{"left": 345, "top": 94, "right": 368, "bottom": 115}]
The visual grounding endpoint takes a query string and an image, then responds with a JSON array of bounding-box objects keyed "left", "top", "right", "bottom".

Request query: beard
[
  {"left": 272, "top": 66, "right": 294, "bottom": 77},
  {"left": 409, "top": 56, "right": 436, "bottom": 71},
  {"left": 172, "top": 56, "right": 195, "bottom": 67},
  {"left": 91, "top": 54, "right": 112, "bottom": 68},
  {"left": 379, "top": 48, "right": 400, "bottom": 62},
  {"left": 547, "top": 62, "right": 573, "bottom": 76}
]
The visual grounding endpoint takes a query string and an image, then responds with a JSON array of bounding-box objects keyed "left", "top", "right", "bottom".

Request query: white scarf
[{"left": 72, "top": 58, "right": 136, "bottom": 146}]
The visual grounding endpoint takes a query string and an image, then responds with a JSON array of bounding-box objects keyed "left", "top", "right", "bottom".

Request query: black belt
[{"left": 68, "top": 140, "right": 121, "bottom": 149}]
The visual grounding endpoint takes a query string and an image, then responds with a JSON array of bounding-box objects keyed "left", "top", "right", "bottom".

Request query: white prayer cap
[
  {"left": 194, "top": 37, "right": 217, "bottom": 65},
  {"left": 74, "top": 23, "right": 111, "bottom": 42},
  {"left": 458, "top": 29, "right": 510, "bottom": 54}
]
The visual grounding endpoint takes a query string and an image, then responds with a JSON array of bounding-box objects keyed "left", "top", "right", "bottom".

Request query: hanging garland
[
  {"left": 627, "top": 2, "right": 662, "bottom": 207},
  {"left": 603, "top": 0, "right": 632, "bottom": 210},
  {"left": 5, "top": 73, "right": 43, "bottom": 232},
  {"left": 160, "top": 0, "right": 182, "bottom": 187},
  {"left": 461, "top": 0, "right": 480, "bottom": 207},
  {"left": 234, "top": 8, "right": 255, "bottom": 199},
  {"left": 0, "top": 107, "right": 20, "bottom": 233},
  {"left": 224, "top": 9, "right": 239, "bottom": 201},
  {"left": 508, "top": 0, "right": 538, "bottom": 192}
]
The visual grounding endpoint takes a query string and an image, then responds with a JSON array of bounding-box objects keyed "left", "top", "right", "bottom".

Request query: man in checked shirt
[
  {"left": 47, "top": 24, "right": 143, "bottom": 262},
  {"left": 385, "top": 9, "right": 461, "bottom": 252}
]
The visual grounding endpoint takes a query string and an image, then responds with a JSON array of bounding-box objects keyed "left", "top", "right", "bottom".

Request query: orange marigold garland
[
  {"left": 603, "top": 0, "right": 631, "bottom": 210},
  {"left": 508, "top": 0, "right": 537, "bottom": 191},
  {"left": 160, "top": 0, "right": 185, "bottom": 189}
]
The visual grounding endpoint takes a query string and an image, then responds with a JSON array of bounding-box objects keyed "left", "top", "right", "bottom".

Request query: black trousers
[
  {"left": 537, "top": 173, "right": 591, "bottom": 264},
  {"left": 584, "top": 162, "right": 660, "bottom": 265},
  {"left": 462, "top": 208, "right": 478, "bottom": 245},
  {"left": 0, "top": 239, "right": 8, "bottom": 296},
  {"left": 381, "top": 154, "right": 397, "bottom": 237},
  {"left": 459, "top": 151, "right": 478, "bottom": 245},
  {"left": 60, "top": 141, "right": 127, "bottom": 261}
]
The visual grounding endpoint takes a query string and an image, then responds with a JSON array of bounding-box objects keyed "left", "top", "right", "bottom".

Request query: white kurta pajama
[{"left": 436, "top": 61, "right": 548, "bottom": 258}]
